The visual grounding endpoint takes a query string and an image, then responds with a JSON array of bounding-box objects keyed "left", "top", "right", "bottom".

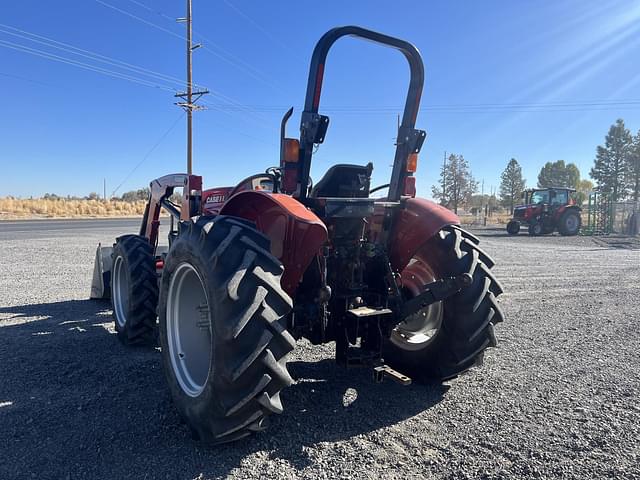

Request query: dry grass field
[{"left": 0, "top": 197, "right": 147, "bottom": 220}]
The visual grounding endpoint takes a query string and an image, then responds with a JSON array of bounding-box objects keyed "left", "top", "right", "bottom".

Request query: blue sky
[{"left": 1, "top": 0, "right": 639, "bottom": 198}]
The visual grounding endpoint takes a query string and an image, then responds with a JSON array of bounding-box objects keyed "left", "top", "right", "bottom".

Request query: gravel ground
[{"left": 0, "top": 220, "right": 639, "bottom": 479}]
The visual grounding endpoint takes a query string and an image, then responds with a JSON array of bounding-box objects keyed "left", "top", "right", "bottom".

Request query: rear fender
[
  {"left": 220, "top": 191, "right": 328, "bottom": 296},
  {"left": 386, "top": 197, "right": 459, "bottom": 272}
]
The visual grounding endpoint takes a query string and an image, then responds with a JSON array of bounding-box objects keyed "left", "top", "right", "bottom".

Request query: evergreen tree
[
  {"left": 537, "top": 160, "right": 580, "bottom": 189},
  {"left": 499, "top": 158, "right": 526, "bottom": 214},
  {"left": 431, "top": 153, "right": 478, "bottom": 213},
  {"left": 590, "top": 119, "right": 632, "bottom": 201}
]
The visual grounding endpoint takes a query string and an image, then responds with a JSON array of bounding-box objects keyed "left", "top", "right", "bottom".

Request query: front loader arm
[{"left": 141, "top": 174, "right": 202, "bottom": 248}]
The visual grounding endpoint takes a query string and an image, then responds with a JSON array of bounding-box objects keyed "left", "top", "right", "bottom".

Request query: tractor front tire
[
  {"left": 383, "top": 225, "right": 504, "bottom": 381},
  {"left": 558, "top": 209, "right": 581, "bottom": 236},
  {"left": 110, "top": 235, "right": 158, "bottom": 345},
  {"left": 158, "top": 216, "right": 295, "bottom": 444},
  {"left": 528, "top": 222, "right": 543, "bottom": 236},
  {"left": 506, "top": 221, "right": 520, "bottom": 235}
]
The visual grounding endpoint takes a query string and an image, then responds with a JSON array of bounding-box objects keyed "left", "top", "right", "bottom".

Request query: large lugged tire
[
  {"left": 158, "top": 216, "right": 295, "bottom": 444},
  {"left": 506, "top": 220, "right": 520, "bottom": 235},
  {"left": 111, "top": 235, "right": 158, "bottom": 345},
  {"left": 383, "top": 225, "right": 504, "bottom": 381},
  {"left": 528, "top": 222, "right": 543, "bottom": 236},
  {"left": 558, "top": 209, "right": 581, "bottom": 236}
]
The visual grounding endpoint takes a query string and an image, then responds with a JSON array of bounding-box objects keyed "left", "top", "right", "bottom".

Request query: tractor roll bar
[{"left": 297, "top": 26, "right": 426, "bottom": 202}]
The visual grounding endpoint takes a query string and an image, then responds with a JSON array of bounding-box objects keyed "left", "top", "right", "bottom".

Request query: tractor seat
[{"left": 310, "top": 163, "right": 373, "bottom": 198}]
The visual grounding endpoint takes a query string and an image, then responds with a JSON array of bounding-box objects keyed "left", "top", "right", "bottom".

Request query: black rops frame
[{"left": 296, "top": 26, "right": 426, "bottom": 202}]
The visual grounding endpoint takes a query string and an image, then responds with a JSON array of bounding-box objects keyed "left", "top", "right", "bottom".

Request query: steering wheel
[
  {"left": 228, "top": 173, "right": 277, "bottom": 198},
  {"left": 370, "top": 183, "right": 390, "bottom": 195}
]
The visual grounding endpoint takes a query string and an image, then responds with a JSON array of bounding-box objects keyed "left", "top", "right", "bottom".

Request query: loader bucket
[{"left": 90, "top": 244, "right": 113, "bottom": 299}]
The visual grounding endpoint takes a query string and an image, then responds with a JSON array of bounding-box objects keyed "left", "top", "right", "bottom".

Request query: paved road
[
  {"left": 0, "top": 221, "right": 638, "bottom": 479},
  {"left": 0, "top": 218, "right": 141, "bottom": 237}
]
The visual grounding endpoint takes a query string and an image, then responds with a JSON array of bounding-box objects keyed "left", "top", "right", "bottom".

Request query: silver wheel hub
[
  {"left": 112, "top": 256, "right": 129, "bottom": 328},
  {"left": 390, "top": 301, "right": 443, "bottom": 351},
  {"left": 166, "top": 262, "right": 212, "bottom": 398},
  {"left": 566, "top": 215, "right": 578, "bottom": 230},
  {"left": 390, "top": 264, "right": 444, "bottom": 351}
]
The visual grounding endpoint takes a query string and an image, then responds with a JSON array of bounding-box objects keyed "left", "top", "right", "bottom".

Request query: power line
[
  {"left": 198, "top": 99, "right": 640, "bottom": 114},
  {"left": 122, "top": 0, "right": 279, "bottom": 90},
  {"left": 221, "top": 0, "right": 294, "bottom": 54},
  {"left": 0, "top": 21, "right": 269, "bottom": 125},
  {"left": 0, "top": 38, "right": 176, "bottom": 91},
  {"left": 111, "top": 112, "right": 185, "bottom": 197},
  {"left": 96, "top": 0, "right": 279, "bottom": 90},
  {"left": 0, "top": 71, "right": 55, "bottom": 87},
  {"left": 123, "top": 0, "right": 281, "bottom": 90},
  {"left": 94, "top": 0, "right": 276, "bottom": 125},
  {"left": 0, "top": 22, "right": 200, "bottom": 90},
  {"left": 0, "top": 33, "right": 270, "bottom": 130}
]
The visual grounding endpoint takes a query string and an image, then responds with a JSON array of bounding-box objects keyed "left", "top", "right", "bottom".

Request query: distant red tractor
[{"left": 506, "top": 188, "right": 581, "bottom": 236}]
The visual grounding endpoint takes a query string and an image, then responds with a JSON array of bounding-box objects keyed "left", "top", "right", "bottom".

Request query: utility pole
[
  {"left": 103, "top": 178, "right": 107, "bottom": 202},
  {"left": 175, "top": 0, "right": 208, "bottom": 174}
]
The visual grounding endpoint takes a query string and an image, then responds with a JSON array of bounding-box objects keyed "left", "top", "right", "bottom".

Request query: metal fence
[{"left": 613, "top": 201, "right": 640, "bottom": 235}]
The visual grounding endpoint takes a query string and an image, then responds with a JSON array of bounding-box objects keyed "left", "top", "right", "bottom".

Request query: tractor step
[
  {"left": 347, "top": 306, "right": 393, "bottom": 318},
  {"left": 373, "top": 364, "right": 412, "bottom": 386}
]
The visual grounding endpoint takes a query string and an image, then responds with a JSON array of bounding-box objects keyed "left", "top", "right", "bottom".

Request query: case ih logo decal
[{"left": 205, "top": 193, "right": 226, "bottom": 204}]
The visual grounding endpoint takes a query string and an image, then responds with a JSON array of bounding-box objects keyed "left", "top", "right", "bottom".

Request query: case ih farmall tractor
[
  {"left": 506, "top": 187, "right": 581, "bottom": 236},
  {"left": 91, "top": 27, "right": 504, "bottom": 444}
]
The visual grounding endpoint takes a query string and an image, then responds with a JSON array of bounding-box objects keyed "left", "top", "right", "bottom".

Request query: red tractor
[
  {"left": 506, "top": 187, "right": 581, "bottom": 236},
  {"left": 91, "top": 26, "right": 504, "bottom": 444}
]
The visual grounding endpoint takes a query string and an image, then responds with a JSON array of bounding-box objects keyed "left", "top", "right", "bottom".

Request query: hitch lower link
[
  {"left": 373, "top": 364, "right": 412, "bottom": 385},
  {"left": 372, "top": 273, "right": 473, "bottom": 386}
]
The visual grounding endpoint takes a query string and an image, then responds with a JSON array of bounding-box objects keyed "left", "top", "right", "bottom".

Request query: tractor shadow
[
  {"left": 258, "top": 359, "right": 448, "bottom": 470},
  {"left": 0, "top": 299, "right": 447, "bottom": 479}
]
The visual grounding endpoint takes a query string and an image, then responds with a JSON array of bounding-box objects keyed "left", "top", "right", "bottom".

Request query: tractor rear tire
[
  {"left": 506, "top": 221, "right": 520, "bottom": 235},
  {"left": 383, "top": 225, "right": 504, "bottom": 381},
  {"left": 110, "top": 235, "right": 158, "bottom": 345},
  {"left": 158, "top": 216, "right": 295, "bottom": 444},
  {"left": 558, "top": 209, "right": 581, "bottom": 236}
]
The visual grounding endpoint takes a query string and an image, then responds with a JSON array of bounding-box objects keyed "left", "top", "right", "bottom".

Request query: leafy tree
[
  {"left": 431, "top": 153, "right": 478, "bottom": 214},
  {"left": 499, "top": 158, "right": 526, "bottom": 214},
  {"left": 628, "top": 130, "right": 640, "bottom": 203},
  {"left": 121, "top": 188, "right": 151, "bottom": 202},
  {"left": 590, "top": 119, "right": 632, "bottom": 201},
  {"left": 537, "top": 160, "right": 580, "bottom": 189},
  {"left": 575, "top": 179, "right": 594, "bottom": 206}
]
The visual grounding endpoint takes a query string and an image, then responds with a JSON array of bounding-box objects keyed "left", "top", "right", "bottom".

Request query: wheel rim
[
  {"left": 166, "top": 262, "right": 212, "bottom": 398},
  {"left": 566, "top": 214, "right": 578, "bottom": 231},
  {"left": 112, "top": 256, "right": 129, "bottom": 328},
  {"left": 390, "top": 259, "right": 444, "bottom": 351}
]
